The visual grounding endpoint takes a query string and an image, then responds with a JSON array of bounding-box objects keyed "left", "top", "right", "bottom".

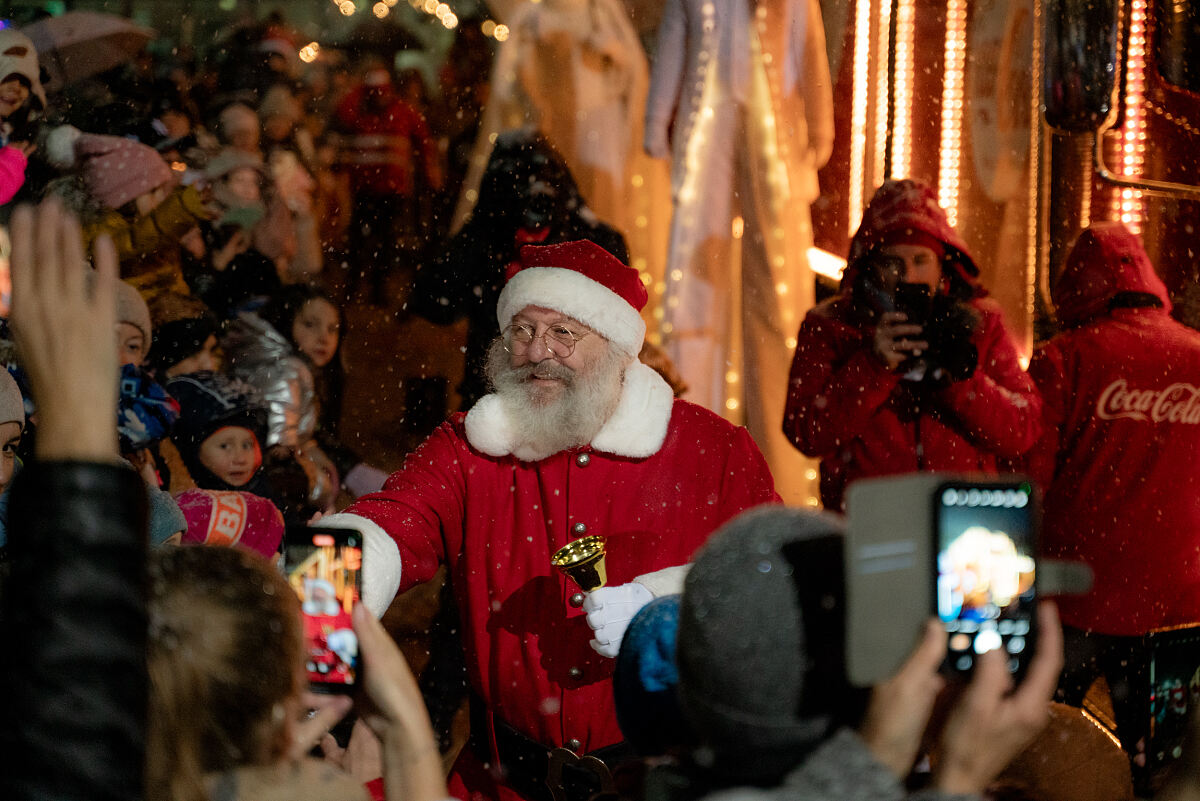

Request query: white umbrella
[{"left": 21, "top": 11, "right": 155, "bottom": 93}]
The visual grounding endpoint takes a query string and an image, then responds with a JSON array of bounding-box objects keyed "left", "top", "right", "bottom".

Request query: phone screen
[
  {"left": 1146, "top": 626, "right": 1200, "bottom": 788},
  {"left": 283, "top": 526, "right": 363, "bottom": 691},
  {"left": 934, "top": 481, "right": 1037, "bottom": 675}
]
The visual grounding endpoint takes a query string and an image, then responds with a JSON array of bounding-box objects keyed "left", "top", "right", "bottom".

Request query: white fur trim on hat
[
  {"left": 464, "top": 360, "right": 674, "bottom": 459},
  {"left": 496, "top": 267, "right": 647, "bottom": 357},
  {"left": 45, "top": 125, "right": 82, "bottom": 169},
  {"left": 317, "top": 512, "right": 401, "bottom": 618}
]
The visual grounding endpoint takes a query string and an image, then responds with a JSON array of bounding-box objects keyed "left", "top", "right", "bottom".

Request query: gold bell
[{"left": 551, "top": 535, "right": 608, "bottom": 593}]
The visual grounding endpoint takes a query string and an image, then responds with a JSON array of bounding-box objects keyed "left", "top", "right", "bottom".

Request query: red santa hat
[{"left": 496, "top": 240, "right": 648, "bottom": 358}]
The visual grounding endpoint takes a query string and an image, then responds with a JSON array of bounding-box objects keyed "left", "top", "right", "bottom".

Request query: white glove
[{"left": 583, "top": 581, "right": 654, "bottom": 658}]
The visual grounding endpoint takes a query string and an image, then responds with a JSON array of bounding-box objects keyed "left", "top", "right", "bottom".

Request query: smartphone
[
  {"left": 283, "top": 525, "right": 363, "bottom": 692},
  {"left": 894, "top": 282, "right": 933, "bottom": 328},
  {"left": 1143, "top": 625, "right": 1200, "bottom": 793},
  {"left": 934, "top": 479, "right": 1038, "bottom": 677}
]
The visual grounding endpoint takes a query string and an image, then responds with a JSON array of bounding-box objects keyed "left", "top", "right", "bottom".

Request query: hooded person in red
[
  {"left": 783, "top": 179, "right": 1041, "bottom": 511},
  {"left": 1018, "top": 221, "right": 1200, "bottom": 766}
]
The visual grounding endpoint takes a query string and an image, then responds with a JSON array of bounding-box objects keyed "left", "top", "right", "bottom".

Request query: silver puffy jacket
[{"left": 222, "top": 312, "right": 338, "bottom": 510}]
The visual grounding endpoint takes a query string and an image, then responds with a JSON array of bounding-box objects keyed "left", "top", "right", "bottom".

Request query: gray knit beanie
[
  {"left": 677, "top": 506, "right": 851, "bottom": 782},
  {"left": 0, "top": 368, "right": 23, "bottom": 427}
]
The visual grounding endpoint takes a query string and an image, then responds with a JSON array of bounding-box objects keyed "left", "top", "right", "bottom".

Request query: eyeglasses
[{"left": 503, "top": 322, "right": 591, "bottom": 358}]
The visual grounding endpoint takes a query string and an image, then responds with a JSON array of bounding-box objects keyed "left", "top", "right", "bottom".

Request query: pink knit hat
[
  {"left": 176, "top": 489, "right": 285, "bottom": 558},
  {"left": 74, "top": 133, "right": 174, "bottom": 211}
]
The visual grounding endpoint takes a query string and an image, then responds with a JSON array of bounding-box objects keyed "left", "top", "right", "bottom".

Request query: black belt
[{"left": 470, "top": 700, "right": 633, "bottom": 801}]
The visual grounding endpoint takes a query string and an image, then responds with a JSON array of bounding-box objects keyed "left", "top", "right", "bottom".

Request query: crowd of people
[{"left": 0, "top": 6, "right": 1199, "bottom": 801}]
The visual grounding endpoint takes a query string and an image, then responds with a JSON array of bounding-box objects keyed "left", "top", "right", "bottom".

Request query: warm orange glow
[
  {"left": 872, "top": 0, "right": 891, "bottom": 188},
  {"left": 1115, "top": 0, "right": 1147, "bottom": 232},
  {"left": 892, "top": 0, "right": 915, "bottom": 177},
  {"left": 850, "top": 0, "right": 872, "bottom": 233},
  {"left": 938, "top": 0, "right": 967, "bottom": 227}
]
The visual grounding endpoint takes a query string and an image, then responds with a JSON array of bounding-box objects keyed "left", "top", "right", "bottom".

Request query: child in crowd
[
  {"left": 183, "top": 148, "right": 280, "bottom": 316},
  {"left": 257, "top": 284, "right": 388, "bottom": 497},
  {"left": 46, "top": 126, "right": 214, "bottom": 300},
  {"left": 111, "top": 279, "right": 188, "bottom": 545},
  {"left": 0, "top": 368, "right": 24, "bottom": 558},
  {"left": 0, "top": 29, "right": 45, "bottom": 205},
  {"left": 146, "top": 291, "right": 222, "bottom": 380},
  {"left": 222, "top": 287, "right": 340, "bottom": 515},
  {"left": 166, "top": 370, "right": 271, "bottom": 497}
]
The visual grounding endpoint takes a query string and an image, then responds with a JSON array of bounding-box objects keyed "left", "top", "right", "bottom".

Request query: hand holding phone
[
  {"left": 934, "top": 480, "right": 1039, "bottom": 678},
  {"left": 284, "top": 525, "right": 364, "bottom": 693},
  {"left": 932, "top": 602, "right": 1062, "bottom": 795}
]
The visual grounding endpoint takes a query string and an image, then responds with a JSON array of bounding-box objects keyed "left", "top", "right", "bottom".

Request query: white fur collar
[{"left": 464, "top": 361, "right": 675, "bottom": 460}]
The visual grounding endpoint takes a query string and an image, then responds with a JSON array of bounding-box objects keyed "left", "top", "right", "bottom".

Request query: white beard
[{"left": 484, "top": 339, "right": 627, "bottom": 462}]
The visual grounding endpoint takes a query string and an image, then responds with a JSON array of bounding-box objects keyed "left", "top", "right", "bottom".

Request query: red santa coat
[
  {"left": 330, "top": 363, "right": 778, "bottom": 800},
  {"left": 1020, "top": 222, "right": 1200, "bottom": 635}
]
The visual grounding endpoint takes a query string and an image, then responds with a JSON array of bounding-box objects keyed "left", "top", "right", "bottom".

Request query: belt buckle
[{"left": 545, "top": 746, "right": 616, "bottom": 801}]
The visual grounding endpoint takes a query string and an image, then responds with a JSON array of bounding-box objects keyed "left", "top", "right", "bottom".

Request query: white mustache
[{"left": 524, "top": 362, "right": 575, "bottom": 382}]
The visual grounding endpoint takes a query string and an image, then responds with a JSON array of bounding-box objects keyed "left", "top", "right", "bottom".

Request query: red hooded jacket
[
  {"left": 783, "top": 180, "right": 1042, "bottom": 510},
  {"left": 1021, "top": 221, "right": 1200, "bottom": 635}
]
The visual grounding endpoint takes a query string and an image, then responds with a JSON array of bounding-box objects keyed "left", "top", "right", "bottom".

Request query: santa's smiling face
[{"left": 485, "top": 307, "right": 628, "bottom": 462}]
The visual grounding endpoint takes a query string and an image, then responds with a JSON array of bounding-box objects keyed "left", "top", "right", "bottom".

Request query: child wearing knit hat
[
  {"left": 166, "top": 371, "right": 270, "bottom": 494},
  {"left": 115, "top": 280, "right": 153, "bottom": 367},
  {"left": 145, "top": 291, "right": 221, "bottom": 380},
  {"left": 0, "top": 367, "right": 24, "bottom": 495},
  {"left": 45, "top": 126, "right": 215, "bottom": 300},
  {"left": 0, "top": 29, "right": 46, "bottom": 206}
]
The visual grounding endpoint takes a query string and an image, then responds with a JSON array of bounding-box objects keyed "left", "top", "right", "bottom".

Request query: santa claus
[{"left": 322, "top": 239, "right": 778, "bottom": 801}]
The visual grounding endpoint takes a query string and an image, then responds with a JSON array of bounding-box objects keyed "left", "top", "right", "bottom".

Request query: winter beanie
[
  {"left": 146, "top": 483, "right": 187, "bottom": 546},
  {"left": 0, "top": 29, "right": 46, "bottom": 109},
  {"left": 0, "top": 367, "right": 24, "bottom": 427},
  {"left": 677, "top": 506, "right": 852, "bottom": 783},
  {"left": 166, "top": 371, "right": 268, "bottom": 489},
  {"left": 74, "top": 132, "right": 174, "bottom": 211},
  {"left": 147, "top": 292, "right": 220, "bottom": 377},
  {"left": 498, "top": 240, "right": 648, "bottom": 358},
  {"left": 115, "top": 280, "right": 153, "bottom": 349},
  {"left": 175, "top": 488, "right": 285, "bottom": 558}
]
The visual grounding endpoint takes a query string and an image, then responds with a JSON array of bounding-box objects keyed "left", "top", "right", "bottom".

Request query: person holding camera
[{"left": 783, "top": 179, "right": 1042, "bottom": 511}]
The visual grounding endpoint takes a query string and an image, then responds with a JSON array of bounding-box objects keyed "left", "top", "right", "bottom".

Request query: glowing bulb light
[
  {"left": 937, "top": 0, "right": 967, "bottom": 227},
  {"left": 873, "top": 0, "right": 891, "bottom": 187},
  {"left": 373, "top": 1, "right": 389, "bottom": 16},
  {"left": 493, "top": 23, "right": 510, "bottom": 41},
  {"left": 1113, "top": 0, "right": 1147, "bottom": 232},
  {"left": 892, "top": 0, "right": 915, "bottom": 178},
  {"left": 338, "top": 0, "right": 356, "bottom": 14},
  {"left": 849, "top": 0, "right": 872, "bottom": 233}
]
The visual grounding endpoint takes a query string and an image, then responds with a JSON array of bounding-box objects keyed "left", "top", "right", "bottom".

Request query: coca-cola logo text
[{"left": 1096, "top": 379, "right": 1200, "bottom": 423}]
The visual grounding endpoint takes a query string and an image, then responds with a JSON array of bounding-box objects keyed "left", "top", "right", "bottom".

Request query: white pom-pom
[{"left": 44, "top": 125, "right": 83, "bottom": 169}]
